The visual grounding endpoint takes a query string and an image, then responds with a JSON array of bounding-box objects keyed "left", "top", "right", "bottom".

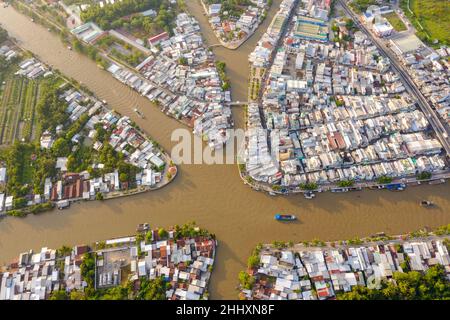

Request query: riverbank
[
  {"left": 10, "top": 1, "right": 233, "bottom": 149},
  {"left": 239, "top": 225, "right": 450, "bottom": 300},
  {"left": 239, "top": 163, "right": 450, "bottom": 197},
  {"left": 0, "top": 38, "right": 177, "bottom": 217},
  {"left": 241, "top": 0, "right": 450, "bottom": 197},
  {"left": 0, "top": 222, "right": 216, "bottom": 300}
]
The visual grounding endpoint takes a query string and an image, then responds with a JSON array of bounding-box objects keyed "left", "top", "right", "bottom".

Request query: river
[{"left": 0, "top": 2, "right": 449, "bottom": 299}]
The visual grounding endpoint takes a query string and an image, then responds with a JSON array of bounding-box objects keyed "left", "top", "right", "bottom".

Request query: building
[
  {"left": 373, "top": 22, "right": 394, "bottom": 38},
  {"left": 0, "top": 167, "right": 6, "bottom": 184},
  {"left": 208, "top": 4, "right": 221, "bottom": 16},
  {"left": 294, "top": 16, "right": 328, "bottom": 42}
]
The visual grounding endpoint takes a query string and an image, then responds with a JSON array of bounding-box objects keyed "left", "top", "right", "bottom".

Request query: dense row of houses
[
  {"left": 241, "top": 238, "right": 450, "bottom": 300},
  {"left": 105, "top": 13, "right": 233, "bottom": 149},
  {"left": 16, "top": 57, "right": 52, "bottom": 79},
  {"left": 204, "top": 0, "right": 269, "bottom": 48},
  {"left": 0, "top": 55, "right": 170, "bottom": 214},
  {"left": 398, "top": 46, "right": 450, "bottom": 128},
  {"left": 0, "top": 43, "right": 18, "bottom": 61},
  {"left": 244, "top": 0, "right": 448, "bottom": 188}
]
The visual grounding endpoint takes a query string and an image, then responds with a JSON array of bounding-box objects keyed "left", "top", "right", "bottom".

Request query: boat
[
  {"left": 374, "top": 232, "right": 386, "bottom": 237},
  {"left": 57, "top": 200, "right": 70, "bottom": 210},
  {"left": 134, "top": 108, "right": 145, "bottom": 119},
  {"left": 268, "top": 191, "right": 276, "bottom": 196},
  {"left": 67, "top": 46, "right": 72, "bottom": 50},
  {"left": 331, "top": 187, "right": 348, "bottom": 193},
  {"left": 304, "top": 191, "right": 315, "bottom": 199},
  {"left": 386, "top": 183, "right": 406, "bottom": 191},
  {"left": 275, "top": 214, "right": 297, "bottom": 221},
  {"left": 369, "top": 185, "right": 385, "bottom": 189},
  {"left": 420, "top": 200, "right": 434, "bottom": 207},
  {"left": 429, "top": 179, "right": 445, "bottom": 185}
]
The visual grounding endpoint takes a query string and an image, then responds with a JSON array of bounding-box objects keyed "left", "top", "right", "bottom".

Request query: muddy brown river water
[{"left": 0, "top": 1, "right": 449, "bottom": 299}]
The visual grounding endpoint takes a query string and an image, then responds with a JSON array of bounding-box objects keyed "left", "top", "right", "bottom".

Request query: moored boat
[
  {"left": 304, "top": 191, "right": 315, "bottom": 199},
  {"left": 137, "top": 223, "right": 150, "bottom": 232},
  {"left": 275, "top": 214, "right": 297, "bottom": 221},
  {"left": 57, "top": 200, "right": 70, "bottom": 210},
  {"left": 429, "top": 179, "right": 445, "bottom": 185}
]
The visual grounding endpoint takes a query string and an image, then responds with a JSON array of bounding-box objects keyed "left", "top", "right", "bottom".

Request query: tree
[
  {"left": 135, "top": 277, "right": 169, "bottom": 300},
  {"left": 69, "top": 290, "right": 86, "bottom": 300},
  {"left": 72, "top": 39, "right": 83, "bottom": 53},
  {"left": 300, "top": 182, "right": 318, "bottom": 190},
  {"left": 247, "top": 254, "right": 260, "bottom": 269},
  {"left": 119, "top": 172, "right": 128, "bottom": 183},
  {"left": 238, "top": 271, "right": 254, "bottom": 290},
  {"left": 13, "top": 197, "right": 28, "bottom": 209},
  {"left": 101, "top": 285, "right": 130, "bottom": 300},
  {"left": 338, "top": 265, "right": 450, "bottom": 300},
  {"left": 0, "top": 26, "right": 8, "bottom": 44},
  {"left": 417, "top": 171, "right": 432, "bottom": 180},
  {"left": 52, "top": 137, "right": 71, "bottom": 157},
  {"left": 57, "top": 245, "right": 73, "bottom": 258},
  {"left": 158, "top": 228, "right": 168, "bottom": 239},
  {"left": 80, "top": 253, "right": 96, "bottom": 291},
  {"left": 178, "top": 57, "right": 188, "bottom": 65},
  {"left": 345, "top": 19, "right": 355, "bottom": 30},
  {"left": 377, "top": 176, "right": 393, "bottom": 184},
  {"left": 337, "top": 180, "right": 354, "bottom": 187},
  {"left": 49, "top": 290, "right": 69, "bottom": 300}
]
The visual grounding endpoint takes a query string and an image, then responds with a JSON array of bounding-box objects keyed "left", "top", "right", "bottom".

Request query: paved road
[{"left": 339, "top": 0, "right": 450, "bottom": 157}]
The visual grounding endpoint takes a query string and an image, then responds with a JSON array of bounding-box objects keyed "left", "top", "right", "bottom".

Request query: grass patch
[
  {"left": 383, "top": 12, "right": 407, "bottom": 32},
  {"left": 401, "top": 0, "right": 450, "bottom": 45}
]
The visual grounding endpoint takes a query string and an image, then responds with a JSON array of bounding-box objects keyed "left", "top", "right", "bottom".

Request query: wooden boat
[
  {"left": 137, "top": 223, "right": 150, "bottom": 232},
  {"left": 134, "top": 108, "right": 145, "bottom": 119}
]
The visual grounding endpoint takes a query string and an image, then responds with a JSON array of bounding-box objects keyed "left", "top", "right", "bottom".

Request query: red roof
[{"left": 148, "top": 32, "right": 169, "bottom": 44}]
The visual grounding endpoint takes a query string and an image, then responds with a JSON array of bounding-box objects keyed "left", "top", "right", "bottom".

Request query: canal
[{"left": 0, "top": 2, "right": 449, "bottom": 299}]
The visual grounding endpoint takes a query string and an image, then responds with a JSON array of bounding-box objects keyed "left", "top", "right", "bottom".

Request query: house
[
  {"left": 0, "top": 193, "right": 5, "bottom": 213},
  {"left": 148, "top": 32, "right": 169, "bottom": 47},
  {"left": 40, "top": 131, "right": 54, "bottom": 149},
  {"left": 0, "top": 167, "right": 6, "bottom": 184},
  {"left": 208, "top": 4, "right": 221, "bottom": 16},
  {"left": 373, "top": 22, "right": 394, "bottom": 38},
  {"left": 5, "top": 196, "right": 13, "bottom": 211}
]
